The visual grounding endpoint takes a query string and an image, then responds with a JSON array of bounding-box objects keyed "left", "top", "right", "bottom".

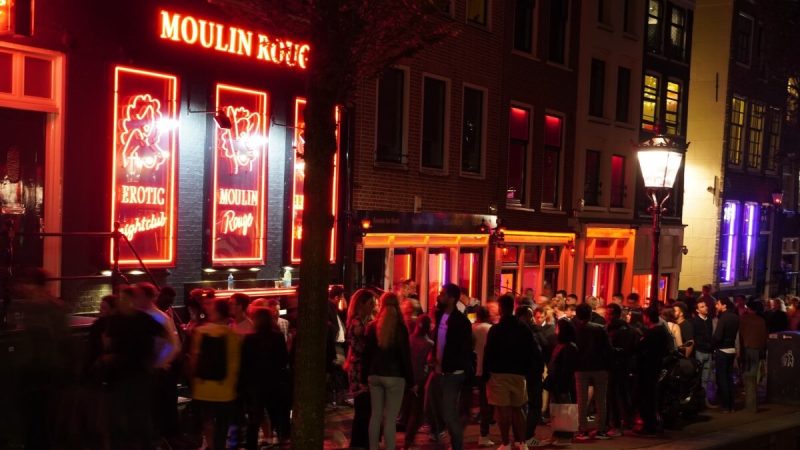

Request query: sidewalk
[{"left": 323, "top": 404, "right": 800, "bottom": 450}]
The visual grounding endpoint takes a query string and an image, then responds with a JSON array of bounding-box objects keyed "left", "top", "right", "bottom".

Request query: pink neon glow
[
  {"left": 724, "top": 202, "right": 738, "bottom": 282},
  {"left": 592, "top": 264, "right": 599, "bottom": 297},
  {"left": 468, "top": 255, "right": 475, "bottom": 298},
  {"left": 745, "top": 204, "right": 756, "bottom": 272}
]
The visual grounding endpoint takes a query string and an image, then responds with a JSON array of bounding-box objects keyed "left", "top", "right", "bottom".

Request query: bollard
[{"left": 744, "top": 372, "right": 757, "bottom": 413}]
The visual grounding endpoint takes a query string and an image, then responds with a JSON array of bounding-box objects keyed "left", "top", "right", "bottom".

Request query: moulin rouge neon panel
[
  {"left": 211, "top": 84, "right": 268, "bottom": 266},
  {"left": 111, "top": 66, "right": 178, "bottom": 267},
  {"left": 291, "top": 98, "right": 339, "bottom": 264}
]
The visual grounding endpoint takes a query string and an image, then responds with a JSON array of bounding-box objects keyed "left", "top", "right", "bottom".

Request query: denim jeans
[
  {"left": 368, "top": 376, "right": 406, "bottom": 450},
  {"left": 715, "top": 351, "right": 736, "bottom": 411},
  {"left": 695, "top": 351, "right": 713, "bottom": 400}
]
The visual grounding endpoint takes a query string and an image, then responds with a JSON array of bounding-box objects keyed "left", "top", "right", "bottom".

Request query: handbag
[{"left": 549, "top": 403, "right": 579, "bottom": 432}]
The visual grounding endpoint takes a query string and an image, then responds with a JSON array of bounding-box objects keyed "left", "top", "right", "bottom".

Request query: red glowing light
[
  {"left": 0, "top": 0, "right": 11, "bottom": 34},
  {"left": 290, "top": 98, "right": 339, "bottom": 264},
  {"left": 211, "top": 83, "right": 268, "bottom": 266},
  {"left": 159, "top": 10, "right": 310, "bottom": 70},
  {"left": 111, "top": 66, "right": 178, "bottom": 267}
]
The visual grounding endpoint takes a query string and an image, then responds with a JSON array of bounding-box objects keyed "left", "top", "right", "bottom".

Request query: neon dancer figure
[
  {"left": 219, "top": 106, "right": 263, "bottom": 175},
  {"left": 119, "top": 94, "right": 170, "bottom": 179}
]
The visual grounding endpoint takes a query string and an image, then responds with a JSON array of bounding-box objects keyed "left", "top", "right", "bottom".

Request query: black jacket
[
  {"left": 574, "top": 319, "right": 613, "bottom": 371},
  {"left": 638, "top": 324, "right": 672, "bottom": 374},
  {"left": 484, "top": 316, "right": 539, "bottom": 377},
  {"left": 607, "top": 318, "right": 640, "bottom": 371},
  {"left": 691, "top": 315, "right": 713, "bottom": 353},
  {"left": 362, "top": 321, "right": 414, "bottom": 386},
  {"left": 713, "top": 310, "right": 740, "bottom": 350},
  {"left": 240, "top": 327, "right": 290, "bottom": 394},
  {"left": 532, "top": 323, "right": 557, "bottom": 363},
  {"left": 433, "top": 308, "right": 473, "bottom": 374},
  {"left": 547, "top": 342, "right": 579, "bottom": 401},
  {"left": 765, "top": 310, "right": 790, "bottom": 334}
]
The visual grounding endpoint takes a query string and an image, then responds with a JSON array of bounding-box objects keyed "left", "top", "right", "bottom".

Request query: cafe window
[
  {"left": 514, "top": 0, "right": 535, "bottom": 53},
  {"left": 376, "top": 68, "right": 407, "bottom": 164},
  {"left": 610, "top": 155, "right": 625, "bottom": 208},
  {"left": 543, "top": 114, "right": 563, "bottom": 207},
  {"left": 665, "top": 80, "right": 681, "bottom": 135},
  {"left": 462, "top": 87, "right": 485, "bottom": 174},
  {"left": 728, "top": 96, "right": 746, "bottom": 166},
  {"left": 422, "top": 76, "right": 447, "bottom": 170},
  {"left": 548, "top": 0, "right": 569, "bottom": 65},
  {"left": 647, "top": 0, "right": 662, "bottom": 52},
  {"left": 615, "top": 67, "right": 631, "bottom": 123},
  {"left": 459, "top": 248, "right": 483, "bottom": 299},
  {"left": 507, "top": 106, "right": 530, "bottom": 205},
  {"left": 642, "top": 74, "right": 659, "bottom": 132},
  {"left": 584, "top": 149, "right": 601, "bottom": 206},
  {"left": 467, "top": 0, "right": 488, "bottom": 26},
  {"left": 589, "top": 59, "right": 605, "bottom": 118},
  {"left": 766, "top": 107, "right": 781, "bottom": 172},
  {"left": 668, "top": 6, "right": 687, "bottom": 61},
  {"left": 747, "top": 103, "right": 765, "bottom": 169}
]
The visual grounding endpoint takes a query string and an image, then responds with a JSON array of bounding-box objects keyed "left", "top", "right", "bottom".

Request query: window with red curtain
[
  {"left": 610, "top": 155, "right": 625, "bottom": 207},
  {"left": 508, "top": 106, "right": 530, "bottom": 204},
  {"left": 542, "top": 114, "right": 562, "bottom": 207}
]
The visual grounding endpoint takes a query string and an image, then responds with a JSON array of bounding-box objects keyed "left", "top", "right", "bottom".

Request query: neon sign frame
[
  {"left": 110, "top": 66, "right": 178, "bottom": 267},
  {"left": 290, "top": 98, "right": 339, "bottom": 264},
  {"left": 211, "top": 83, "right": 268, "bottom": 266}
]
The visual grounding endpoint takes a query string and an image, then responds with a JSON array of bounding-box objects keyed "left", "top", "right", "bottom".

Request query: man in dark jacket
[
  {"left": 484, "top": 296, "right": 540, "bottom": 448},
  {"left": 691, "top": 300, "right": 714, "bottom": 407},
  {"left": 516, "top": 305, "right": 546, "bottom": 446},
  {"left": 636, "top": 308, "right": 672, "bottom": 436},
  {"left": 714, "top": 298, "right": 740, "bottom": 412},
  {"left": 431, "top": 283, "right": 473, "bottom": 450},
  {"left": 574, "top": 304, "right": 614, "bottom": 441},
  {"left": 605, "top": 303, "right": 639, "bottom": 433}
]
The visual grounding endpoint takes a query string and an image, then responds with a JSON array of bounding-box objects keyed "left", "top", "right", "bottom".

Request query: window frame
[
  {"left": 584, "top": 149, "right": 602, "bottom": 207},
  {"left": 460, "top": 83, "right": 488, "bottom": 178},
  {"left": 665, "top": 79, "right": 682, "bottom": 135},
  {"left": 728, "top": 95, "right": 747, "bottom": 167},
  {"left": 513, "top": 0, "right": 537, "bottom": 55},
  {"left": 615, "top": 66, "right": 631, "bottom": 124},
  {"left": 641, "top": 72, "right": 660, "bottom": 132},
  {"left": 719, "top": 200, "right": 739, "bottom": 284},
  {"left": 610, "top": 154, "right": 626, "bottom": 208},
  {"left": 647, "top": 0, "right": 663, "bottom": 53},
  {"left": 466, "top": 0, "right": 490, "bottom": 28},
  {"left": 734, "top": 13, "right": 754, "bottom": 67},
  {"left": 542, "top": 111, "right": 566, "bottom": 209},
  {"left": 507, "top": 102, "right": 533, "bottom": 207},
  {"left": 668, "top": 5, "right": 687, "bottom": 61},
  {"left": 420, "top": 74, "right": 451, "bottom": 173},
  {"left": 374, "top": 66, "right": 410, "bottom": 166},
  {"left": 589, "top": 58, "right": 606, "bottom": 118},
  {"left": 547, "top": 0, "right": 570, "bottom": 66},
  {"left": 747, "top": 102, "right": 765, "bottom": 169},
  {"left": 766, "top": 107, "right": 781, "bottom": 173}
]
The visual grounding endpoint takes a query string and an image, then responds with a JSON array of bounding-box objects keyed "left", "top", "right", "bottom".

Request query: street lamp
[{"left": 637, "top": 134, "right": 688, "bottom": 311}]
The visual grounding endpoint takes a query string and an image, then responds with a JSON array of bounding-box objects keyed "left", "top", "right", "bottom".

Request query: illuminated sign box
[
  {"left": 211, "top": 84, "right": 268, "bottom": 266},
  {"left": 111, "top": 67, "right": 178, "bottom": 267},
  {"left": 158, "top": 10, "right": 310, "bottom": 70},
  {"left": 290, "top": 98, "right": 339, "bottom": 264}
]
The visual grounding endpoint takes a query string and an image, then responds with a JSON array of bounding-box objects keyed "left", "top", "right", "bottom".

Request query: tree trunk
[{"left": 290, "top": 43, "right": 340, "bottom": 448}]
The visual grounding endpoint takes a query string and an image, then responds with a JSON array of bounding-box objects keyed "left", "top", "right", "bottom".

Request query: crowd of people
[{"left": 5, "top": 269, "right": 800, "bottom": 450}]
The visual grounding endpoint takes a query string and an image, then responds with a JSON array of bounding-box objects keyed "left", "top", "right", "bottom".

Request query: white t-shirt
[{"left": 472, "top": 322, "right": 491, "bottom": 376}]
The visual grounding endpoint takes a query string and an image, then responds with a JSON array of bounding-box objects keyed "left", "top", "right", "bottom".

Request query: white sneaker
[
  {"left": 516, "top": 442, "right": 528, "bottom": 450},
  {"left": 525, "top": 437, "right": 550, "bottom": 448},
  {"left": 479, "top": 436, "right": 496, "bottom": 447}
]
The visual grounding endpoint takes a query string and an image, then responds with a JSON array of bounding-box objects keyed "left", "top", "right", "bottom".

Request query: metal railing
[{"left": 15, "top": 221, "right": 159, "bottom": 292}]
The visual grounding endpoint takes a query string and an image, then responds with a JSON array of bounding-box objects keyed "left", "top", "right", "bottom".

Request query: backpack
[{"left": 196, "top": 334, "right": 228, "bottom": 381}]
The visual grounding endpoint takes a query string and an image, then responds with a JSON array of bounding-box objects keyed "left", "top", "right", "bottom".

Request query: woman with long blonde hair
[
  {"left": 362, "top": 293, "right": 413, "bottom": 450},
  {"left": 345, "top": 288, "right": 378, "bottom": 449}
]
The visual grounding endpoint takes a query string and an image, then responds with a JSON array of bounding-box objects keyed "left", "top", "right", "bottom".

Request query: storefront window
[
  {"left": 393, "top": 249, "right": 416, "bottom": 290},
  {"left": 459, "top": 249, "right": 482, "bottom": 299},
  {"left": 363, "top": 248, "right": 386, "bottom": 289},
  {"left": 545, "top": 246, "right": 561, "bottom": 264},
  {"left": 502, "top": 245, "right": 519, "bottom": 265},
  {"left": 428, "top": 249, "right": 450, "bottom": 299},
  {"left": 632, "top": 273, "right": 669, "bottom": 304}
]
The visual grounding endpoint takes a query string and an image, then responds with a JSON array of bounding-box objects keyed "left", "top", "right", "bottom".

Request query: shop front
[
  {"left": 573, "top": 226, "right": 636, "bottom": 302},
  {"left": 495, "top": 231, "right": 575, "bottom": 299},
  {"left": 358, "top": 212, "right": 493, "bottom": 311},
  {"left": 632, "top": 224, "right": 684, "bottom": 303}
]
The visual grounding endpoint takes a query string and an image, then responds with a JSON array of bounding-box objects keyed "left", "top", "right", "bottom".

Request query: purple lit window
[
  {"left": 738, "top": 203, "right": 758, "bottom": 282},
  {"left": 719, "top": 201, "right": 738, "bottom": 283}
]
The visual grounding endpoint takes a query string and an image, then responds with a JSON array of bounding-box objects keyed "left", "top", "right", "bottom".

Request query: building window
[
  {"left": 514, "top": 0, "right": 535, "bottom": 53},
  {"left": 647, "top": 0, "right": 662, "bottom": 52},
  {"left": 422, "top": 77, "right": 447, "bottom": 169},
  {"left": 598, "top": 0, "right": 609, "bottom": 24},
  {"left": 507, "top": 106, "right": 530, "bottom": 204},
  {"left": 735, "top": 14, "right": 753, "bottom": 65},
  {"left": 467, "top": 0, "right": 488, "bottom": 26},
  {"left": 376, "top": 68, "right": 406, "bottom": 164},
  {"left": 668, "top": 6, "right": 687, "bottom": 61},
  {"left": 642, "top": 74, "right": 659, "bottom": 132},
  {"left": 589, "top": 59, "right": 605, "bottom": 118},
  {"left": 747, "top": 103, "right": 765, "bottom": 169},
  {"left": 719, "top": 201, "right": 738, "bottom": 283},
  {"left": 610, "top": 155, "right": 625, "bottom": 207},
  {"left": 616, "top": 67, "right": 631, "bottom": 123},
  {"left": 548, "top": 0, "right": 569, "bottom": 64},
  {"left": 728, "top": 96, "right": 746, "bottom": 166},
  {"left": 766, "top": 107, "right": 781, "bottom": 172},
  {"left": 665, "top": 81, "right": 681, "bottom": 135},
  {"left": 584, "top": 150, "right": 601, "bottom": 206},
  {"left": 623, "top": 0, "right": 634, "bottom": 34},
  {"left": 787, "top": 78, "right": 799, "bottom": 125},
  {"left": 738, "top": 203, "right": 759, "bottom": 282},
  {"left": 462, "top": 87, "right": 485, "bottom": 174},
  {"left": 543, "top": 114, "right": 563, "bottom": 207}
]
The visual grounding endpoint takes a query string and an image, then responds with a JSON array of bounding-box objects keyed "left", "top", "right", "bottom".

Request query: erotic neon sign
[
  {"left": 159, "top": 10, "right": 310, "bottom": 70},
  {"left": 219, "top": 106, "right": 262, "bottom": 174},
  {"left": 120, "top": 94, "right": 170, "bottom": 174}
]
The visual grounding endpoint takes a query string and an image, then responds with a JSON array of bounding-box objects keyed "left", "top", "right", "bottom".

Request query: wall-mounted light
[
  {"left": 681, "top": 245, "right": 689, "bottom": 255},
  {"left": 772, "top": 190, "right": 784, "bottom": 209},
  {"left": 128, "top": 269, "right": 145, "bottom": 275},
  {"left": 479, "top": 218, "right": 505, "bottom": 247},
  {"left": 566, "top": 239, "right": 576, "bottom": 256},
  {"left": 203, "top": 268, "right": 217, "bottom": 273},
  {"left": 100, "top": 270, "right": 113, "bottom": 277}
]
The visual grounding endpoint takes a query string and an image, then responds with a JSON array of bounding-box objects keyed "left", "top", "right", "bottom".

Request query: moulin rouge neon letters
[{"left": 159, "top": 10, "right": 310, "bottom": 70}]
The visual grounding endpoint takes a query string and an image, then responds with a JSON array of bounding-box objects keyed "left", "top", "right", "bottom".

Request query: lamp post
[{"left": 636, "top": 134, "right": 687, "bottom": 311}]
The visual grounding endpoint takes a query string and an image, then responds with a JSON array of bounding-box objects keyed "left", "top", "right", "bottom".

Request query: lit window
[
  {"left": 642, "top": 74, "right": 659, "bottom": 132},
  {"left": 728, "top": 96, "right": 746, "bottom": 166},
  {"left": 747, "top": 103, "right": 765, "bottom": 169},
  {"left": 668, "top": 6, "right": 686, "bottom": 60},
  {"left": 735, "top": 14, "right": 753, "bottom": 65},
  {"left": 787, "top": 78, "right": 799, "bottom": 125},
  {"left": 462, "top": 87, "right": 485, "bottom": 174},
  {"left": 719, "top": 201, "right": 739, "bottom": 283},
  {"left": 467, "top": 0, "right": 488, "bottom": 26},
  {"left": 548, "top": 0, "right": 569, "bottom": 64},
  {"left": 507, "top": 106, "right": 530, "bottom": 204},
  {"left": 542, "top": 114, "right": 563, "bottom": 207},
  {"left": 665, "top": 81, "right": 681, "bottom": 135},
  {"left": 766, "top": 108, "right": 781, "bottom": 172},
  {"left": 422, "top": 77, "right": 447, "bottom": 169},
  {"left": 376, "top": 68, "right": 406, "bottom": 164},
  {"left": 647, "top": 0, "right": 662, "bottom": 52},
  {"left": 610, "top": 155, "right": 625, "bottom": 208},
  {"left": 514, "top": 0, "right": 534, "bottom": 53},
  {"left": 738, "top": 203, "right": 758, "bottom": 282}
]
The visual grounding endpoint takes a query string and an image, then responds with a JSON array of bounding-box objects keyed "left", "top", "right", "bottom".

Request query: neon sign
[
  {"left": 211, "top": 84, "right": 268, "bottom": 266},
  {"left": 159, "top": 10, "right": 310, "bottom": 70},
  {"left": 290, "top": 98, "right": 339, "bottom": 264},
  {"left": 111, "top": 67, "right": 178, "bottom": 267}
]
